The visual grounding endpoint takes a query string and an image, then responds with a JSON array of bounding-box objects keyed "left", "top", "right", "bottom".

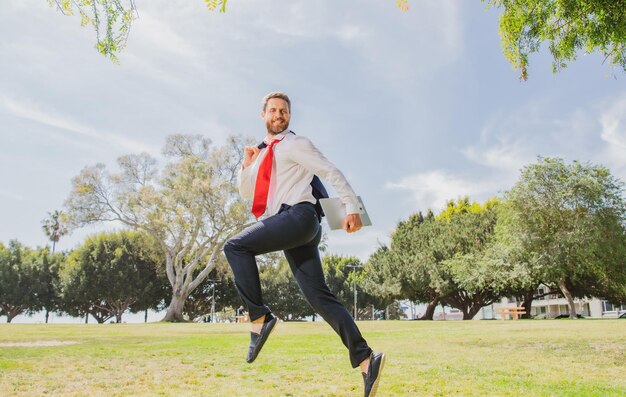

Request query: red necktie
[{"left": 252, "top": 139, "right": 281, "bottom": 218}]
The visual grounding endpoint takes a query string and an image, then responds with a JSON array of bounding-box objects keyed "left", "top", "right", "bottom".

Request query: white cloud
[
  {"left": 469, "top": 93, "right": 626, "bottom": 182},
  {"left": 353, "top": 1, "right": 464, "bottom": 88},
  {"left": 599, "top": 94, "right": 626, "bottom": 180},
  {"left": 426, "top": 1, "right": 463, "bottom": 56},
  {"left": 0, "top": 95, "right": 158, "bottom": 155},
  {"left": 388, "top": 92, "right": 626, "bottom": 213},
  {"left": 324, "top": 226, "right": 390, "bottom": 261},
  {"left": 600, "top": 95, "right": 626, "bottom": 150},
  {"left": 337, "top": 25, "right": 368, "bottom": 43},
  {"left": 245, "top": 0, "right": 464, "bottom": 92},
  {"left": 462, "top": 135, "right": 532, "bottom": 174},
  {"left": 132, "top": 12, "right": 204, "bottom": 62},
  {"left": 1, "top": 95, "right": 94, "bottom": 138},
  {"left": 386, "top": 169, "right": 496, "bottom": 212},
  {"left": 462, "top": 98, "right": 602, "bottom": 173},
  {"left": 248, "top": 2, "right": 371, "bottom": 43},
  {"left": 0, "top": 190, "right": 26, "bottom": 202}
]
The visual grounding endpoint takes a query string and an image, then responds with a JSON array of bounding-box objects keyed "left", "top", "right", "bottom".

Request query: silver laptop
[{"left": 319, "top": 196, "right": 372, "bottom": 230}]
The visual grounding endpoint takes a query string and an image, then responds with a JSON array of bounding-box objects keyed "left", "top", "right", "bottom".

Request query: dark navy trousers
[{"left": 223, "top": 202, "right": 372, "bottom": 368}]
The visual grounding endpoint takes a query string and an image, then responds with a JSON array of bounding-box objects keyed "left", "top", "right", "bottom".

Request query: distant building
[
  {"left": 398, "top": 300, "right": 464, "bottom": 320},
  {"left": 477, "top": 285, "right": 626, "bottom": 319},
  {"left": 399, "top": 285, "right": 626, "bottom": 320}
]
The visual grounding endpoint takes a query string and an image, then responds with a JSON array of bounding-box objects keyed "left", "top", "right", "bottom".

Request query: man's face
[{"left": 262, "top": 98, "right": 290, "bottom": 135}]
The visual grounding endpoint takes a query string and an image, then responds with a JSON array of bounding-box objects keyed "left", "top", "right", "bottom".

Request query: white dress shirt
[{"left": 239, "top": 130, "right": 360, "bottom": 218}]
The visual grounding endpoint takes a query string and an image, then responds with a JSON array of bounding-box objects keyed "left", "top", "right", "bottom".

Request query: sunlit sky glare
[{"left": 1, "top": 0, "right": 625, "bottom": 261}]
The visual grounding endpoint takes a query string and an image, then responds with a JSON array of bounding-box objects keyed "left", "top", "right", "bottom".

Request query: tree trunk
[
  {"left": 558, "top": 279, "right": 577, "bottom": 318},
  {"left": 463, "top": 305, "right": 483, "bottom": 320},
  {"left": 521, "top": 291, "right": 534, "bottom": 319},
  {"left": 92, "top": 312, "right": 107, "bottom": 323},
  {"left": 45, "top": 310, "right": 50, "bottom": 324},
  {"left": 6, "top": 310, "right": 17, "bottom": 323},
  {"left": 162, "top": 293, "right": 189, "bottom": 322},
  {"left": 85, "top": 314, "right": 89, "bottom": 324},
  {"left": 144, "top": 309, "right": 148, "bottom": 323},
  {"left": 3, "top": 305, "right": 24, "bottom": 323},
  {"left": 419, "top": 297, "right": 439, "bottom": 320}
]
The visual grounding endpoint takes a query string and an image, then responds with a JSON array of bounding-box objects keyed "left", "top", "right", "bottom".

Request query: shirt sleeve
[
  {"left": 238, "top": 162, "right": 256, "bottom": 200},
  {"left": 287, "top": 136, "right": 361, "bottom": 214}
]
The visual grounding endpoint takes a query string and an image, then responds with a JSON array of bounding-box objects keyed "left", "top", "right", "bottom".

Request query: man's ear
[{"left": 260, "top": 110, "right": 265, "bottom": 119}]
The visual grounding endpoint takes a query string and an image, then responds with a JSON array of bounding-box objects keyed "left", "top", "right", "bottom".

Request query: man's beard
[{"left": 266, "top": 118, "right": 289, "bottom": 135}]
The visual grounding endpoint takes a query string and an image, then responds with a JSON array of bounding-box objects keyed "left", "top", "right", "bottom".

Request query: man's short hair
[{"left": 262, "top": 92, "right": 291, "bottom": 112}]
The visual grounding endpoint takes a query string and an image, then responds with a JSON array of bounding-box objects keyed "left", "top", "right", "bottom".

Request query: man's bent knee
[
  {"left": 224, "top": 238, "right": 253, "bottom": 258},
  {"left": 223, "top": 239, "right": 239, "bottom": 256}
]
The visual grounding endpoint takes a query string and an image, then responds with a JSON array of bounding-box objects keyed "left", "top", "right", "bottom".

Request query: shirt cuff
[{"left": 344, "top": 197, "right": 362, "bottom": 215}]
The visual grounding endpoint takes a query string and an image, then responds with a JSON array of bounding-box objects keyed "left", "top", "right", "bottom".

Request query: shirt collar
[{"left": 264, "top": 129, "right": 290, "bottom": 145}]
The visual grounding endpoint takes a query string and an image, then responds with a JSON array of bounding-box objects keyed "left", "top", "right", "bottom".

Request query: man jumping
[{"left": 224, "top": 92, "right": 384, "bottom": 397}]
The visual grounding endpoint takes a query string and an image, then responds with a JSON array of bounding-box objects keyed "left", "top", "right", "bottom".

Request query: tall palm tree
[
  {"left": 41, "top": 210, "right": 69, "bottom": 253},
  {"left": 40, "top": 210, "right": 69, "bottom": 324}
]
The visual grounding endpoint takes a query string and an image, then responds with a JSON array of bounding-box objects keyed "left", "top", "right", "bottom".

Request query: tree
[
  {"left": 1, "top": 241, "right": 29, "bottom": 322},
  {"left": 259, "top": 255, "right": 314, "bottom": 321},
  {"left": 477, "top": 223, "right": 547, "bottom": 319},
  {"left": 433, "top": 199, "right": 504, "bottom": 319},
  {"left": 361, "top": 246, "right": 405, "bottom": 319},
  {"left": 373, "top": 211, "right": 444, "bottom": 320},
  {"left": 41, "top": 210, "right": 70, "bottom": 253},
  {"left": 321, "top": 254, "right": 383, "bottom": 320},
  {"left": 183, "top": 278, "right": 219, "bottom": 322},
  {"left": 64, "top": 134, "right": 251, "bottom": 322},
  {"left": 47, "top": 0, "right": 137, "bottom": 63},
  {"left": 49, "top": 1, "right": 408, "bottom": 62},
  {"left": 372, "top": 199, "right": 506, "bottom": 320},
  {"left": 503, "top": 157, "right": 626, "bottom": 318},
  {"left": 40, "top": 210, "right": 69, "bottom": 324},
  {"left": 183, "top": 259, "right": 240, "bottom": 322},
  {"left": 0, "top": 241, "right": 52, "bottom": 323},
  {"left": 322, "top": 255, "right": 361, "bottom": 317},
  {"left": 486, "top": 0, "right": 626, "bottom": 80},
  {"left": 29, "top": 246, "right": 66, "bottom": 324},
  {"left": 60, "top": 230, "right": 164, "bottom": 323}
]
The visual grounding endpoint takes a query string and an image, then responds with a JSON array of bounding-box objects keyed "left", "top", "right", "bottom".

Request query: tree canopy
[
  {"left": 501, "top": 157, "right": 626, "bottom": 316},
  {"left": 259, "top": 255, "right": 315, "bottom": 321},
  {"left": 41, "top": 210, "right": 69, "bottom": 253},
  {"left": 60, "top": 230, "right": 165, "bottom": 323},
  {"left": 486, "top": 0, "right": 626, "bottom": 80},
  {"left": 366, "top": 199, "right": 507, "bottom": 320},
  {"left": 0, "top": 242, "right": 64, "bottom": 323},
  {"left": 64, "top": 134, "right": 252, "bottom": 322}
]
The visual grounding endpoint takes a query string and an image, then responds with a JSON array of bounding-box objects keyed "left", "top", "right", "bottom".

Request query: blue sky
[{"left": 1, "top": 0, "right": 625, "bottom": 261}]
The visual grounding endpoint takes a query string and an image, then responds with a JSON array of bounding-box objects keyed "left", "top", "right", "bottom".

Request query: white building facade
[
  {"left": 477, "top": 285, "right": 626, "bottom": 320},
  {"left": 399, "top": 285, "right": 626, "bottom": 320}
]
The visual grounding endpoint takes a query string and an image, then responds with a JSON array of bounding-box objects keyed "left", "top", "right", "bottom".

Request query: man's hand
[
  {"left": 242, "top": 146, "right": 261, "bottom": 169},
  {"left": 343, "top": 213, "right": 363, "bottom": 233}
]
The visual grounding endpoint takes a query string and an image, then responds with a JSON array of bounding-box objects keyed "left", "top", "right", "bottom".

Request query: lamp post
[
  {"left": 211, "top": 282, "right": 216, "bottom": 322},
  {"left": 206, "top": 279, "right": 219, "bottom": 322},
  {"left": 346, "top": 264, "right": 362, "bottom": 319}
]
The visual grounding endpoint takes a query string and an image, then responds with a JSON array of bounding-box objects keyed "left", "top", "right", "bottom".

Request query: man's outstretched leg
[{"left": 283, "top": 230, "right": 385, "bottom": 397}]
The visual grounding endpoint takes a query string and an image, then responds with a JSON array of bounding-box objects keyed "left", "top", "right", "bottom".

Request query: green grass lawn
[{"left": 0, "top": 320, "right": 624, "bottom": 396}]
